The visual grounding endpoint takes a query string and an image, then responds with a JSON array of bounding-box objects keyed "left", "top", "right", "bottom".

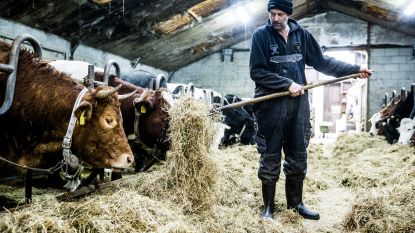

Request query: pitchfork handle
[{"left": 218, "top": 73, "right": 361, "bottom": 111}]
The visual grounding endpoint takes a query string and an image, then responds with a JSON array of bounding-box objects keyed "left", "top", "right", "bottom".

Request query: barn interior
[
  {"left": 0, "top": 0, "right": 415, "bottom": 232},
  {"left": 1, "top": 0, "right": 414, "bottom": 136}
]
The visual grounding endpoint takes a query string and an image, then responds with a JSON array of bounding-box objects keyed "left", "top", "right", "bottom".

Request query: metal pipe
[{"left": 0, "top": 34, "right": 42, "bottom": 116}]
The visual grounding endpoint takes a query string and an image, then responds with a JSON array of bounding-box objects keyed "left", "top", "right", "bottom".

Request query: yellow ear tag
[
  {"left": 80, "top": 112, "right": 86, "bottom": 125},
  {"left": 140, "top": 105, "right": 147, "bottom": 114}
]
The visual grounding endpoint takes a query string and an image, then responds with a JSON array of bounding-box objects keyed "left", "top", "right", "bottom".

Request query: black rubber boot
[
  {"left": 286, "top": 180, "right": 320, "bottom": 220},
  {"left": 261, "top": 183, "right": 276, "bottom": 219}
]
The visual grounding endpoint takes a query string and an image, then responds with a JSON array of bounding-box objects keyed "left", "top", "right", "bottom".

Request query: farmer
[{"left": 249, "top": 0, "right": 372, "bottom": 220}]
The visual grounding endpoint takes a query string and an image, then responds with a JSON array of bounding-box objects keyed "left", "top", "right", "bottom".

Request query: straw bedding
[{"left": 0, "top": 99, "right": 414, "bottom": 232}]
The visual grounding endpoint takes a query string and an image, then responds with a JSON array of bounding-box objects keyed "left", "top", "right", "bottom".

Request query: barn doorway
[{"left": 307, "top": 50, "right": 368, "bottom": 139}]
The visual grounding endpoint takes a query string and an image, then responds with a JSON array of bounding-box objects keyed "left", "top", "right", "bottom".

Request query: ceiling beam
[
  {"left": 319, "top": 0, "right": 415, "bottom": 37},
  {"left": 97, "top": 0, "right": 318, "bottom": 71}
]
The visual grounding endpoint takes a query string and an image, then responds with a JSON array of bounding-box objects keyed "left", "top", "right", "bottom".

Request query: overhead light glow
[
  {"left": 404, "top": 0, "right": 415, "bottom": 15},
  {"left": 236, "top": 7, "right": 250, "bottom": 23}
]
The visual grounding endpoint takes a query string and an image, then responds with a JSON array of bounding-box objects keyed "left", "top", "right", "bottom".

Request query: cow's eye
[{"left": 106, "top": 118, "right": 114, "bottom": 126}]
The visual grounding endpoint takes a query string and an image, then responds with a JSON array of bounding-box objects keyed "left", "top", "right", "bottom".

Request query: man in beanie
[{"left": 249, "top": 0, "right": 372, "bottom": 220}]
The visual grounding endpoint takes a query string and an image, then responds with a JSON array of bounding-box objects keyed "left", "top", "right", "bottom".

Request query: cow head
[
  {"left": 72, "top": 85, "right": 134, "bottom": 171},
  {"left": 133, "top": 88, "right": 173, "bottom": 150},
  {"left": 369, "top": 112, "right": 381, "bottom": 136},
  {"left": 383, "top": 117, "right": 400, "bottom": 144},
  {"left": 397, "top": 118, "right": 415, "bottom": 145}
]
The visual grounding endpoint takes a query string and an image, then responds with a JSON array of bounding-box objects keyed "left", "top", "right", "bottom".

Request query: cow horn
[
  {"left": 134, "top": 89, "right": 150, "bottom": 104},
  {"left": 96, "top": 84, "right": 122, "bottom": 99},
  {"left": 118, "top": 90, "right": 137, "bottom": 100}
]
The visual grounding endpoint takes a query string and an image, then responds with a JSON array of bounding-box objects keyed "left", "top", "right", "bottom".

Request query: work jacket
[{"left": 249, "top": 18, "right": 360, "bottom": 98}]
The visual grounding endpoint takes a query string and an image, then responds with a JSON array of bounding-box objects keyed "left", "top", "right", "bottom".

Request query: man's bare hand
[
  {"left": 288, "top": 82, "right": 304, "bottom": 97},
  {"left": 358, "top": 67, "right": 373, "bottom": 79}
]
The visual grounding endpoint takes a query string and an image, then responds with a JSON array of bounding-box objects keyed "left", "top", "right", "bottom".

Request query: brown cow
[
  {"left": 95, "top": 72, "right": 172, "bottom": 172},
  {"left": 0, "top": 41, "right": 134, "bottom": 177},
  {"left": 47, "top": 60, "right": 173, "bottom": 173}
]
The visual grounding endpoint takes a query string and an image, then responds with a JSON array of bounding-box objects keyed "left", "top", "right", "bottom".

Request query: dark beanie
[{"left": 268, "top": 0, "right": 293, "bottom": 15}]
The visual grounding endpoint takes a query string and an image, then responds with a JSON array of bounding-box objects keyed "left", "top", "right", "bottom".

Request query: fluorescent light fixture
[
  {"left": 404, "top": 0, "right": 415, "bottom": 15},
  {"left": 236, "top": 6, "right": 250, "bottom": 23}
]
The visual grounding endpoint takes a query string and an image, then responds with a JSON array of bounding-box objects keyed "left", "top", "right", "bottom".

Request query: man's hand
[
  {"left": 358, "top": 67, "right": 373, "bottom": 79},
  {"left": 289, "top": 82, "right": 304, "bottom": 97}
]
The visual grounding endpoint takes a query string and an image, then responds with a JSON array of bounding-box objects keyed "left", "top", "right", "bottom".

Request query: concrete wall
[
  {"left": 169, "top": 41, "right": 254, "bottom": 97},
  {"left": 170, "top": 11, "right": 415, "bottom": 119},
  {"left": 369, "top": 47, "right": 415, "bottom": 115},
  {"left": 0, "top": 17, "right": 166, "bottom": 76}
]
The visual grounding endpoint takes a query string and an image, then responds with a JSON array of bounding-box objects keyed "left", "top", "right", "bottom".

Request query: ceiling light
[
  {"left": 236, "top": 7, "right": 250, "bottom": 23},
  {"left": 404, "top": 0, "right": 415, "bottom": 15}
]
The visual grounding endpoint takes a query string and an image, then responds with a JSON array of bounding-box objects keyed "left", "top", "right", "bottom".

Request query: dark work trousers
[{"left": 255, "top": 94, "right": 310, "bottom": 185}]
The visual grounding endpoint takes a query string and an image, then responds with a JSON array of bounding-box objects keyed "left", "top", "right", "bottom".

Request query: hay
[
  {"left": 344, "top": 182, "right": 415, "bottom": 233},
  {"left": 0, "top": 145, "right": 305, "bottom": 233},
  {"left": 163, "top": 95, "right": 219, "bottom": 213},
  {"left": 334, "top": 133, "right": 415, "bottom": 232},
  {"left": 1, "top": 123, "right": 414, "bottom": 232},
  {"left": 333, "top": 133, "right": 415, "bottom": 189}
]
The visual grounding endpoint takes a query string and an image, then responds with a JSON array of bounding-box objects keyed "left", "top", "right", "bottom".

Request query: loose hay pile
[{"left": 333, "top": 133, "right": 415, "bottom": 233}]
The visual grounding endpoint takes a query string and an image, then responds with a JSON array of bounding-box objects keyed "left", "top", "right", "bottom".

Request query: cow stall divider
[
  {"left": 0, "top": 34, "right": 42, "bottom": 115},
  {"left": 0, "top": 34, "right": 43, "bottom": 205}
]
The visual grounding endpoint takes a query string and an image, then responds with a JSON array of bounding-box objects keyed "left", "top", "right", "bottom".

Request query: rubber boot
[
  {"left": 261, "top": 183, "right": 276, "bottom": 219},
  {"left": 286, "top": 180, "right": 320, "bottom": 220}
]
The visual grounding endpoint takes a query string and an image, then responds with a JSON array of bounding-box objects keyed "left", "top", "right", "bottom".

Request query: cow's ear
[
  {"left": 133, "top": 100, "right": 153, "bottom": 114},
  {"left": 75, "top": 101, "right": 93, "bottom": 125},
  {"left": 133, "top": 94, "right": 155, "bottom": 114}
]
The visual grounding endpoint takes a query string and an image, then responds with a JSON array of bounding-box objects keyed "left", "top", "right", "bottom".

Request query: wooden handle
[{"left": 218, "top": 73, "right": 361, "bottom": 111}]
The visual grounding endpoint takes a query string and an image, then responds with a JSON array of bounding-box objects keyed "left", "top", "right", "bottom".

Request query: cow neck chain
[
  {"left": 133, "top": 108, "right": 141, "bottom": 142},
  {"left": 0, "top": 155, "right": 63, "bottom": 174},
  {"left": 62, "top": 88, "right": 88, "bottom": 162},
  {"left": 59, "top": 87, "right": 88, "bottom": 191}
]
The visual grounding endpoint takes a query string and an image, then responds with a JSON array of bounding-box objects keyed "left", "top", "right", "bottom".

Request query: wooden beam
[
  {"left": 97, "top": 0, "right": 317, "bottom": 70},
  {"left": 319, "top": 0, "right": 415, "bottom": 37},
  {"left": 92, "top": 0, "right": 112, "bottom": 4}
]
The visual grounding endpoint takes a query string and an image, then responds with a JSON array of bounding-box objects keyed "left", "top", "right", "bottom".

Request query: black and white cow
[{"left": 220, "top": 94, "right": 257, "bottom": 146}]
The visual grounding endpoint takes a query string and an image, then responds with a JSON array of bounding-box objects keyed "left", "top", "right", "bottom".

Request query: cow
[
  {"left": 121, "top": 70, "right": 167, "bottom": 90},
  {"left": 210, "top": 122, "right": 230, "bottom": 152},
  {"left": 369, "top": 112, "right": 382, "bottom": 136},
  {"left": 221, "top": 94, "right": 257, "bottom": 146},
  {"left": 0, "top": 41, "right": 134, "bottom": 181},
  {"left": 397, "top": 118, "right": 415, "bottom": 145},
  {"left": 383, "top": 90, "right": 414, "bottom": 144},
  {"left": 49, "top": 60, "right": 173, "bottom": 173},
  {"left": 48, "top": 60, "right": 104, "bottom": 84},
  {"left": 167, "top": 82, "right": 195, "bottom": 98},
  {"left": 93, "top": 72, "right": 172, "bottom": 173}
]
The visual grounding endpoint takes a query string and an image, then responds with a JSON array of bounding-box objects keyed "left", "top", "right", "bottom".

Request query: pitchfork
[{"left": 215, "top": 73, "right": 363, "bottom": 112}]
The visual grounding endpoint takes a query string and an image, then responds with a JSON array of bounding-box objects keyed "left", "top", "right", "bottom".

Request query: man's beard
[{"left": 272, "top": 22, "right": 285, "bottom": 30}]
